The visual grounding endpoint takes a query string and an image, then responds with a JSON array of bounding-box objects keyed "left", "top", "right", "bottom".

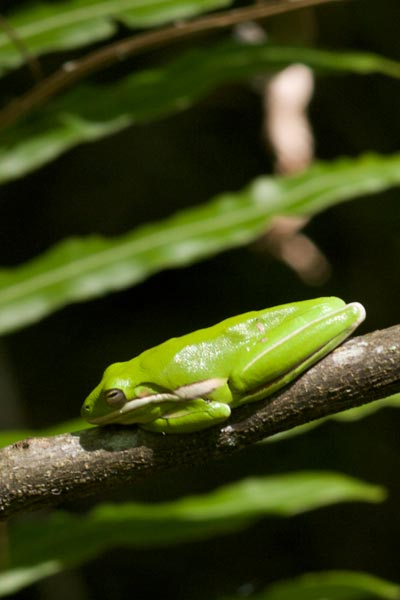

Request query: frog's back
[
  {"left": 135, "top": 310, "right": 260, "bottom": 386},
  {"left": 141, "top": 303, "right": 312, "bottom": 372},
  {"left": 136, "top": 305, "right": 299, "bottom": 388},
  {"left": 127, "top": 299, "right": 342, "bottom": 389}
]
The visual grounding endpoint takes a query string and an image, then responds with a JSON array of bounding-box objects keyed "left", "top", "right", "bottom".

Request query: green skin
[{"left": 81, "top": 297, "right": 365, "bottom": 433}]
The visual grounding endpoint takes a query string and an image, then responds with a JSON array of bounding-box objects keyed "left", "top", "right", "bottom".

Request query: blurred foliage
[
  {"left": 0, "top": 0, "right": 399, "bottom": 599},
  {"left": 1, "top": 152, "right": 400, "bottom": 335},
  {"left": 1, "top": 42, "right": 399, "bottom": 184},
  {"left": 0, "top": 472, "right": 385, "bottom": 596},
  {"left": 226, "top": 571, "right": 400, "bottom": 600},
  {"left": 0, "top": 0, "right": 232, "bottom": 73}
]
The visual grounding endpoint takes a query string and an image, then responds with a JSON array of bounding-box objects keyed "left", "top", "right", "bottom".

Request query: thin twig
[
  {"left": 0, "top": 0, "right": 346, "bottom": 131},
  {"left": 0, "top": 323, "right": 399, "bottom": 520},
  {"left": 0, "top": 14, "right": 43, "bottom": 82}
]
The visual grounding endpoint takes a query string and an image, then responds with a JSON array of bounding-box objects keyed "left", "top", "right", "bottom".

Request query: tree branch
[
  {"left": 1, "top": 324, "right": 399, "bottom": 520},
  {"left": 0, "top": 0, "right": 346, "bottom": 131}
]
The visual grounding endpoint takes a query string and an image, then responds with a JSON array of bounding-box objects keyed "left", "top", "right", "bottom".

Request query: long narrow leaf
[
  {"left": 1, "top": 152, "right": 400, "bottom": 336},
  {"left": 1, "top": 42, "right": 399, "bottom": 183},
  {"left": 268, "top": 394, "right": 400, "bottom": 443},
  {"left": 0, "top": 472, "right": 385, "bottom": 596},
  {"left": 231, "top": 571, "right": 400, "bottom": 600},
  {"left": 0, "top": 0, "right": 231, "bottom": 74}
]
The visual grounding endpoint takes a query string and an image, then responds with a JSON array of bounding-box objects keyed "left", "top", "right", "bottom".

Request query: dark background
[{"left": 0, "top": 0, "right": 399, "bottom": 598}]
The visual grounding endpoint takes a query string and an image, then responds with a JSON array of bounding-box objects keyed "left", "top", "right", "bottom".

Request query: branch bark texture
[{"left": 1, "top": 324, "right": 399, "bottom": 520}]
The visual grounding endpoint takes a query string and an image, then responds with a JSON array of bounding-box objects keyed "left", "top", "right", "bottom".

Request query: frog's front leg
[
  {"left": 142, "top": 398, "right": 231, "bottom": 433},
  {"left": 230, "top": 300, "right": 365, "bottom": 405}
]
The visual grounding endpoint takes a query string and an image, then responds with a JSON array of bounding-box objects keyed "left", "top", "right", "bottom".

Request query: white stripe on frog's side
[
  {"left": 174, "top": 378, "right": 227, "bottom": 399},
  {"left": 88, "top": 378, "right": 227, "bottom": 425}
]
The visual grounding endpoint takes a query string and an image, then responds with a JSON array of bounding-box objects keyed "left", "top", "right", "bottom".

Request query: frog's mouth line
[{"left": 87, "top": 377, "right": 227, "bottom": 425}]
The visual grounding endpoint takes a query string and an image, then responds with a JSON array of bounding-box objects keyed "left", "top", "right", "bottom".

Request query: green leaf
[
  {"left": 0, "top": 0, "right": 232, "bottom": 74},
  {"left": 230, "top": 571, "right": 400, "bottom": 600},
  {"left": 1, "top": 42, "right": 400, "bottom": 183},
  {"left": 1, "top": 152, "right": 400, "bottom": 336},
  {"left": 334, "top": 394, "right": 400, "bottom": 422},
  {"left": 0, "top": 563, "right": 62, "bottom": 599},
  {"left": 0, "top": 472, "right": 385, "bottom": 596},
  {"left": 268, "top": 394, "right": 400, "bottom": 443}
]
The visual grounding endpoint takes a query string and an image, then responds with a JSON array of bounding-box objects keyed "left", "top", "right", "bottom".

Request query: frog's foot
[{"left": 142, "top": 399, "right": 231, "bottom": 433}]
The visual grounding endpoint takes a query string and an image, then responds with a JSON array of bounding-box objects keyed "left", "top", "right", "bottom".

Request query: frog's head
[
  {"left": 81, "top": 362, "right": 177, "bottom": 426},
  {"left": 81, "top": 362, "right": 131, "bottom": 423}
]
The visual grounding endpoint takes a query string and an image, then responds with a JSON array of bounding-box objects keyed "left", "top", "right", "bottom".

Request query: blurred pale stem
[{"left": 257, "top": 65, "right": 330, "bottom": 283}]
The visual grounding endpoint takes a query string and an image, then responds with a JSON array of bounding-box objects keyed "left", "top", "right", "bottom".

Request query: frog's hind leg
[{"left": 230, "top": 300, "right": 365, "bottom": 404}]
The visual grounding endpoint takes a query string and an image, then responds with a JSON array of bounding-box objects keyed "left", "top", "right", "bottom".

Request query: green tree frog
[{"left": 81, "top": 297, "right": 365, "bottom": 433}]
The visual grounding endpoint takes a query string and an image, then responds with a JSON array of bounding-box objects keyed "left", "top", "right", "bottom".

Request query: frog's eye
[{"left": 103, "top": 388, "right": 126, "bottom": 408}]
